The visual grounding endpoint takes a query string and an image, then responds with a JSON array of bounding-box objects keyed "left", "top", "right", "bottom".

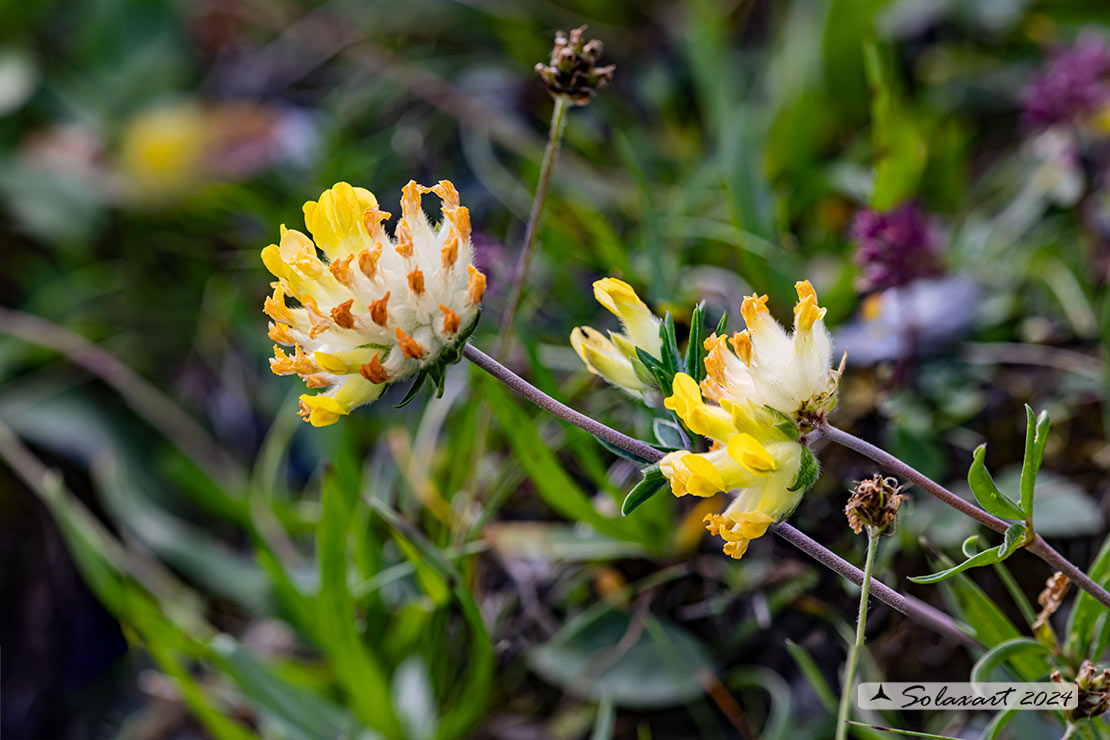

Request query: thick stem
[
  {"left": 464, "top": 342, "right": 978, "bottom": 648},
  {"left": 817, "top": 422, "right": 1110, "bottom": 613},
  {"left": 836, "top": 529, "right": 878, "bottom": 740},
  {"left": 495, "top": 95, "right": 570, "bottom": 359}
]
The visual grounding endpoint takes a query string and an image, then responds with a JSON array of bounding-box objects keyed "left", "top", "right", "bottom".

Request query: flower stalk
[
  {"left": 816, "top": 422, "right": 1110, "bottom": 612},
  {"left": 495, "top": 94, "right": 570, "bottom": 358},
  {"left": 463, "top": 342, "right": 976, "bottom": 648},
  {"left": 836, "top": 527, "right": 879, "bottom": 740}
]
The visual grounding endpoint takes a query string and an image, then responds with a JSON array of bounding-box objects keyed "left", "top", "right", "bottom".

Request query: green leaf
[
  {"left": 528, "top": 611, "right": 713, "bottom": 708},
  {"left": 317, "top": 469, "right": 398, "bottom": 736},
  {"left": 1020, "top": 406, "right": 1051, "bottom": 518},
  {"left": 659, "top": 312, "right": 681, "bottom": 376},
  {"left": 715, "top": 311, "right": 728, "bottom": 336},
  {"left": 652, "top": 418, "right": 686, "bottom": 449},
  {"left": 726, "top": 667, "right": 793, "bottom": 740},
  {"left": 968, "top": 445, "right": 1025, "bottom": 521},
  {"left": 970, "top": 638, "right": 1051, "bottom": 683},
  {"left": 208, "top": 635, "right": 363, "bottom": 740},
  {"left": 982, "top": 709, "right": 1019, "bottom": 740},
  {"left": 1066, "top": 532, "right": 1110, "bottom": 657},
  {"left": 784, "top": 639, "right": 837, "bottom": 713},
  {"left": 863, "top": 40, "right": 927, "bottom": 209},
  {"left": 482, "top": 379, "right": 650, "bottom": 543},
  {"left": 622, "top": 464, "right": 668, "bottom": 516},
  {"left": 910, "top": 525, "right": 1026, "bottom": 584},
  {"left": 590, "top": 694, "right": 616, "bottom": 740},
  {"left": 685, "top": 302, "right": 705, "bottom": 382},
  {"left": 788, "top": 446, "right": 820, "bottom": 492}
]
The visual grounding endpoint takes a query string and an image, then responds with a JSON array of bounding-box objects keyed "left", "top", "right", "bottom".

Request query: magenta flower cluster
[
  {"left": 1021, "top": 34, "right": 1110, "bottom": 130},
  {"left": 851, "top": 202, "right": 943, "bottom": 292}
]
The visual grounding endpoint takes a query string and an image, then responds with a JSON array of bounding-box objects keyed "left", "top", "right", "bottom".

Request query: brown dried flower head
[
  {"left": 1052, "top": 659, "right": 1110, "bottom": 720},
  {"left": 845, "top": 474, "right": 906, "bottom": 535},
  {"left": 1033, "top": 571, "right": 1071, "bottom": 631},
  {"left": 535, "top": 26, "right": 616, "bottom": 105}
]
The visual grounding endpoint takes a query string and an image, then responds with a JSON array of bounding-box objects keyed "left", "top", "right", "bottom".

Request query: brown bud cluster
[
  {"left": 845, "top": 474, "right": 906, "bottom": 535},
  {"left": 535, "top": 26, "right": 615, "bottom": 105},
  {"left": 1033, "top": 572, "right": 1070, "bottom": 631},
  {"left": 1052, "top": 660, "right": 1110, "bottom": 720}
]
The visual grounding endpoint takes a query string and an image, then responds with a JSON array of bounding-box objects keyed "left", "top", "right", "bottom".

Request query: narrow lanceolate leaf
[
  {"left": 715, "top": 311, "right": 728, "bottom": 336},
  {"left": 685, "top": 302, "right": 705, "bottom": 382},
  {"left": 622, "top": 464, "right": 668, "bottom": 516},
  {"left": 910, "top": 525, "right": 1027, "bottom": 584},
  {"left": 1020, "top": 405, "right": 1051, "bottom": 518},
  {"left": 968, "top": 445, "right": 1025, "bottom": 521},
  {"left": 659, "top": 312, "right": 682, "bottom": 376}
]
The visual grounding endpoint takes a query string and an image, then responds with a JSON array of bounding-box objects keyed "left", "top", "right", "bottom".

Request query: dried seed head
[
  {"left": 535, "top": 25, "right": 616, "bottom": 105},
  {"left": 1053, "top": 660, "right": 1110, "bottom": 720},
  {"left": 1033, "top": 572, "right": 1071, "bottom": 631},
  {"left": 845, "top": 474, "right": 906, "bottom": 535}
]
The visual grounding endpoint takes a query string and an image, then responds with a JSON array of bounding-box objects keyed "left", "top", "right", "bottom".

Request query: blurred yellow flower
[
  {"left": 570, "top": 278, "right": 660, "bottom": 397},
  {"left": 263, "top": 180, "right": 485, "bottom": 426}
]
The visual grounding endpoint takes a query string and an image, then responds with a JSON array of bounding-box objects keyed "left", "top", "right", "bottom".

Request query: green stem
[
  {"left": 460, "top": 96, "right": 570, "bottom": 537},
  {"left": 837, "top": 528, "right": 879, "bottom": 740},
  {"left": 495, "top": 94, "right": 570, "bottom": 359}
]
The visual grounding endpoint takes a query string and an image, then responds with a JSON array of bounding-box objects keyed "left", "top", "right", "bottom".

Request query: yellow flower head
[
  {"left": 571, "top": 278, "right": 661, "bottom": 397},
  {"left": 263, "top": 180, "right": 485, "bottom": 426},
  {"left": 654, "top": 278, "right": 836, "bottom": 559}
]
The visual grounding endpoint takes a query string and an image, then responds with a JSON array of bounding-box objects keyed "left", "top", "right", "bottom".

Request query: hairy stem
[
  {"left": 496, "top": 95, "right": 570, "bottom": 359},
  {"left": 817, "top": 422, "right": 1110, "bottom": 612},
  {"left": 836, "top": 529, "right": 878, "bottom": 740},
  {"left": 464, "top": 342, "right": 977, "bottom": 648}
]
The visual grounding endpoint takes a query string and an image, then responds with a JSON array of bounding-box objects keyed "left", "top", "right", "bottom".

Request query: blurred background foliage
[{"left": 3, "top": 0, "right": 1110, "bottom": 737}]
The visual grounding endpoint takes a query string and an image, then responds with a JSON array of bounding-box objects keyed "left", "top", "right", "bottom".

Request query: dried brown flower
[
  {"left": 1033, "top": 571, "right": 1071, "bottom": 631},
  {"left": 1052, "top": 659, "right": 1110, "bottom": 720},
  {"left": 535, "top": 26, "right": 615, "bottom": 105},
  {"left": 845, "top": 474, "right": 906, "bottom": 535}
]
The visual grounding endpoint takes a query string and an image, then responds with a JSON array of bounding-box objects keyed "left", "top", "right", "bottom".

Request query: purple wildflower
[
  {"left": 851, "top": 202, "right": 943, "bottom": 293},
  {"left": 1021, "top": 33, "right": 1110, "bottom": 131}
]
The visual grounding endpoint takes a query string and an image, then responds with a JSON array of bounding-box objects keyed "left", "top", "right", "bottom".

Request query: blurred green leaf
[
  {"left": 317, "top": 468, "right": 398, "bottom": 737},
  {"left": 529, "top": 610, "right": 713, "bottom": 709},
  {"left": 970, "top": 638, "right": 1051, "bottom": 682}
]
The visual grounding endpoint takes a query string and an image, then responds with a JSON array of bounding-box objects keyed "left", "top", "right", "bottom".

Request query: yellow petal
[
  {"left": 261, "top": 244, "right": 287, "bottom": 279},
  {"left": 726, "top": 433, "right": 778, "bottom": 474},
  {"left": 681, "top": 453, "right": 726, "bottom": 496},
  {"left": 298, "top": 394, "right": 348, "bottom": 427},
  {"left": 592, "top": 278, "right": 660, "bottom": 353},
  {"left": 663, "top": 372, "right": 702, "bottom": 419},
  {"left": 314, "top": 351, "right": 348, "bottom": 375}
]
